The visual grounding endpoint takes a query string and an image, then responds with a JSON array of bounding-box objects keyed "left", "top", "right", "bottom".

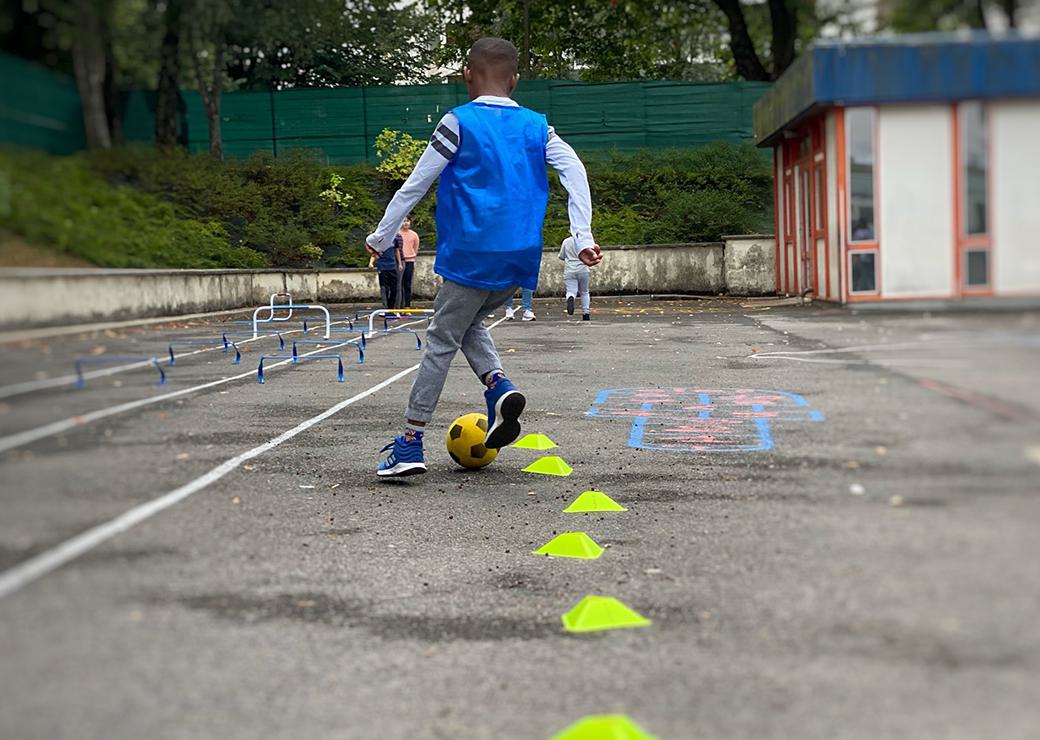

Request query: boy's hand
[
  {"left": 364, "top": 243, "right": 380, "bottom": 258},
  {"left": 579, "top": 245, "right": 603, "bottom": 267}
]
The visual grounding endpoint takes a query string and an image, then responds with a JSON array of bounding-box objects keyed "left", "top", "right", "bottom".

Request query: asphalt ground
[{"left": 1, "top": 297, "right": 1038, "bottom": 739}]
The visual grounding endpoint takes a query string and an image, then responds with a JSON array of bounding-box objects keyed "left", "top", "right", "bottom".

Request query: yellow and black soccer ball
[{"left": 446, "top": 413, "right": 498, "bottom": 469}]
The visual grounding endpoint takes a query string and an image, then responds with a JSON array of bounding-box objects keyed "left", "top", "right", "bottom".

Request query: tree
[
  {"left": 429, "top": 0, "right": 730, "bottom": 82},
  {"left": 184, "top": 0, "right": 233, "bottom": 159},
  {"left": 155, "top": 0, "right": 183, "bottom": 148},
  {"left": 883, "top": 0, "right": 1023, "bottom": 31},
  {"left": 709, "top": 0, "right": 805, "bottom": 81}
]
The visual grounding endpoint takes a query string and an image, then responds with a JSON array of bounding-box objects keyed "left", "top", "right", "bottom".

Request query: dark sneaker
[
  {"left": 484, "top": 375, "right": 526, "bottom": 448},
  {"left": 567, "top": 296, "right": 575, "bottom": 315},
  {"left": 582, "top": 313, "right": 590, "bottom": 321},
  {"left": 377, "top": 431, "right": 427, "bottom": 477}
]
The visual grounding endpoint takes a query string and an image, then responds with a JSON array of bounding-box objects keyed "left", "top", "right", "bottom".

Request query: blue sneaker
[
  {"left": 377, "top": 431, "right": 427, "bottom": 477},
  {"left": 484, "top": 374, "right": 526, "bottom": 449}
]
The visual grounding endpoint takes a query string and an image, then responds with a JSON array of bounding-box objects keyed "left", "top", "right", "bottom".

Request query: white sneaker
[
  {"left": 522, "top": 309, "right": 536, "bottom": 321},
  {"left": 504, "top": 307, "right": 515, "bottom": 321}
]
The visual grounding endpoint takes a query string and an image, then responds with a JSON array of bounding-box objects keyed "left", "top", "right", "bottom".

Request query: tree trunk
[
  {"left": 155, "top": 0, "right": 183, "bottom": 148},
  {"left": 102, "top": 15, "right": 123, "bottom": 147},
  {"left": 711, "top": 0, "right": 771, "bottom": 82},
  {"left": 1002, "top": 0, "right": 1018, "bottom": 27},
  {"left": 192, "top": 29, "right": 225, "bottom": 160},
  {"left": 207, "top": 44, "right": 224, "bottom": 160},
  {"left": 767, "top": 0, "right": 798, "bottom": 78},
  {"left": 71, "top": 0, "right": 112, "bottom": 149}
]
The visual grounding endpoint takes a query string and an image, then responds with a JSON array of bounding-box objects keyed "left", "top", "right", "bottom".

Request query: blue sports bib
[{"left": 434, "top": 102, "right": 549, "bottom": 291}]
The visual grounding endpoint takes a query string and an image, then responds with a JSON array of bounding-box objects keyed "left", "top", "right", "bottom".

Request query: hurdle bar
[
  {"left": 365, "top": 308, "right": 433, "bottom": 339},
  {"left": 167, "top": 337, "right": 227, "bottom": 366},
  {"left": 381, "top": 328, "right": 423, "bottom": 350},
  {"left": 261, "top": 292, "right": 293, "bottom": 322},
  {"left": 222, "top": 330, "right": 285, "bottom": 350},
  {"left": 257, "top": 354, "right": 344, "bottom": 384},
  {"left": 75, "top": 355, "right": 166, "bottom": 388},
  {"left": 293, "top": 339, "right": 364, "bottom": 365},
  {"left": 253, "top": 304, "right": 330, "bottom": 339}
]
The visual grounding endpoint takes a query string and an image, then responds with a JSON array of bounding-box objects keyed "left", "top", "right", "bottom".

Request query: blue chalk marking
[{"left": 587, "top": 387, "right": 823, "bottom": 454}]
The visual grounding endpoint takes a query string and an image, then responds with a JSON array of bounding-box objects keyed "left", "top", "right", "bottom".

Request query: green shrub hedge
[{"left": 1, "top": 142, "right": 772, "bottom": 270}]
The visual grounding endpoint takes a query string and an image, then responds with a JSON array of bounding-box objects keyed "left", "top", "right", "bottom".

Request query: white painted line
[
  {"left": 0, "top": 315, "right": 507, "bottom": 598},
  {"left": 0, "top": 364, "right": 419, "bottom": 599},
  {"left": 0, "top": 321, "right": 419, "bottom": 454},
  {"left": 0, "top": 307, "right": 248, "bottom": 344},
  {"left": 0, "top": 318, "right": 359, "bottom": 401}
]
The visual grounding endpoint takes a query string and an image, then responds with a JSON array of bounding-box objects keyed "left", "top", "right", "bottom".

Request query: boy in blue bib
[{"left": 365, "top": 37, "right": 603, "bottom": 477}]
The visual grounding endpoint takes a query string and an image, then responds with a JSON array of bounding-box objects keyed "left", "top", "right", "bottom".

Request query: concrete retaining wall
[{"left": 0, "top": 237, "right": 775, "bottom": 329}]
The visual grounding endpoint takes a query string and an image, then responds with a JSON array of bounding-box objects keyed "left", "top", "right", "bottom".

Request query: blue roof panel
[{"left": 754, "top": 33, "right": 1040, "bottom": 146}]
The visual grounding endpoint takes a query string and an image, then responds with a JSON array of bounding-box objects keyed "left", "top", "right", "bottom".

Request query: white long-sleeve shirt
[{"left": 365, "top": 95, "right": 595, "bottom": 254}]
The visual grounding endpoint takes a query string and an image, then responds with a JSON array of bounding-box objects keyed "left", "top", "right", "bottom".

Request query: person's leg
[
  {"left": 521, "top": 287, "right": 535, "bottom": 321},
  {"left": 388, "top": 271, "right": 399, "bottom": 309},
  {"left": 458, "top": 286, "right": 526, "bottom": 448},
  {"left": 378, "top": 271, "right": 392, "bottom": 309},
  {"left": 403, "top": 280, "right": 494, "bottom": 426},
  {"left": 578, "top": 271, "right": 591, "bottom": 314},
  {"left": 504, "top": 291, "right": 516, "bottom": 319},
  {"left": 402, "top": 262, "right": 414, "bottom": 307},
  {"left": 564, "top": 273, "right": 578, "bottom": 315}
]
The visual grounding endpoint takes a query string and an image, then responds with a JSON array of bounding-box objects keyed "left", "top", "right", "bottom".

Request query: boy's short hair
[{"left": 467, "top": 37, "right": 519, "bottom": 77}]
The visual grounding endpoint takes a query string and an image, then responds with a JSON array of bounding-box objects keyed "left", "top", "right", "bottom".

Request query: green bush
[
  {"left": 0, "top": 148, "right": 266, "bottom": 268},
  {"left": 2, "top": 140, "right": 772, "bottom": 269}
]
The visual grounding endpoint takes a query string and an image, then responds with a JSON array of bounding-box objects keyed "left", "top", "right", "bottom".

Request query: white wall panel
[
  {"left": 878, "top": 106, "right": 954, "bottom": 297},
  {"left": 992, "top": 101, "right": 1040, "bottom": 295}
]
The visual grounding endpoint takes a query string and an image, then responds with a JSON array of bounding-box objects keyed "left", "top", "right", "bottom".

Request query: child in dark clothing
[{"left": 369, "top": 233, "right": 404, "bottom": 308}]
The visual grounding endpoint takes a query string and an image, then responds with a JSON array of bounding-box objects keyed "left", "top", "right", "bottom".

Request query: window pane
[
  {"left": 848, "top": 108, "right": 875, "bottom": 242},
  {"left": 966, "top": 250, "right": 989, "bottom": 287},
  {"left": 961, "top": 102, "right": 988, "bottom": 235},
  {"left": 815, "top": 169, "right": 824, "bottom": 230},
  {"left": 851, "top": 252, "right": 877, "bottom": 293}
]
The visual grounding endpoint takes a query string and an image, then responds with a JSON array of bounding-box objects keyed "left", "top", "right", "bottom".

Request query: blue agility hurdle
[
  {"left": 292, "top": 339, "right": 364, "bottom": 365},
  {"left": 382, "top": 328, "right": 423, "bottom": 350},
  {"left": 75, "top": 355, "right": 166, "bottom": 388},
  {"left": 254, "top": 304, "right": 330, "bottom": 339},
  {"left": 257, "top": 354, "right": 344, "bottom": 384},
  {"left": 167, "top": 337, "right": 227, "bottom": 366},
  {"left": 221, "top": 330, "right": 285, "bottom": 350},
  {"left": 364, "top": 308, "right": 433, "bottom": 339}
]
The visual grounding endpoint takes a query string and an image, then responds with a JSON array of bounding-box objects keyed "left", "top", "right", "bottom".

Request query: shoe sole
[
  {"left": 486, "top": 390, "right": 526, "bottom": 449},
  {"left": 377, "top": 462, "right": 428, "bottom": 477},
  {"left": 522, "top": 317, "right": 535, "bottom": 322},
  {"left": 567, "top": 296, "right": 574, "bottom": 315}
]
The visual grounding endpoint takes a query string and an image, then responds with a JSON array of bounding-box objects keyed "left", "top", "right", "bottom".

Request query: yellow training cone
[
  {"left": 563, "top": 490, "right": 628, "bottom": 513},
  {"left": 513, "top": 433, "right": 558, "bottom": 450},
  {"left": 522, "top": 455, "right": 573, "bottom": 476},
  {"left": 532, "top": 532, "right": 604, "bottom": 559},
  {"left": 549, "top": 714, "right": 660, "bottom": 740},
  {"left": 561, "top": 595, "right": 651, "bottom": 633}
]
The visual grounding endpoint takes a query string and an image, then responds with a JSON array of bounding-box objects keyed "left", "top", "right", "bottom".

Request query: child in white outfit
[{"left": 559, "top": 236, "right": 591, "bottom": 320}]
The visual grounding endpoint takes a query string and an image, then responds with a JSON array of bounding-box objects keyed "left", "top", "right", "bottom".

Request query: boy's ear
[
  {"left": 508, "top": 73, "right": 519, "bottom": 93},
  {"left": 462, "top": 65, "right": 472, "bottom": 82}
]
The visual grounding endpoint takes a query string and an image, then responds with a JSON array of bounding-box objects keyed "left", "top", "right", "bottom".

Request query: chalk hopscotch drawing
[{"left": 586, "top": 387, "right": 824, "bottom": 452}]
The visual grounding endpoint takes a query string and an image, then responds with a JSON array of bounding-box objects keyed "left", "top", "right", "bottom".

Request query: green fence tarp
[{"left": 2, "top": 52, "right": 771, "bottom": 163}]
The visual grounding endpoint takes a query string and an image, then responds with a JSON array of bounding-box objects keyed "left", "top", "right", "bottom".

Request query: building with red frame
[{"left": 754, "top": 33, "right": 1040, "bottom": 304}]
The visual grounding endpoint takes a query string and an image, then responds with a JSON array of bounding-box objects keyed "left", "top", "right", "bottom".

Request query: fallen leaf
[
  {"left": 231, "top": 496, "right": 241, "bottom": 504},
  {"left": 175, "top": 452, "right": 190, "bottom": 461}
]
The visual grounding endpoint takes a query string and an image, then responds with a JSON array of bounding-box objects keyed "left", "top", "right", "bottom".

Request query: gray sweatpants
[
  {"left": 405, "top": 279, "right": 516, "bottom": 423},
  {"left": 564, "top": 269, "right": 590, "bottom": 312}
]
